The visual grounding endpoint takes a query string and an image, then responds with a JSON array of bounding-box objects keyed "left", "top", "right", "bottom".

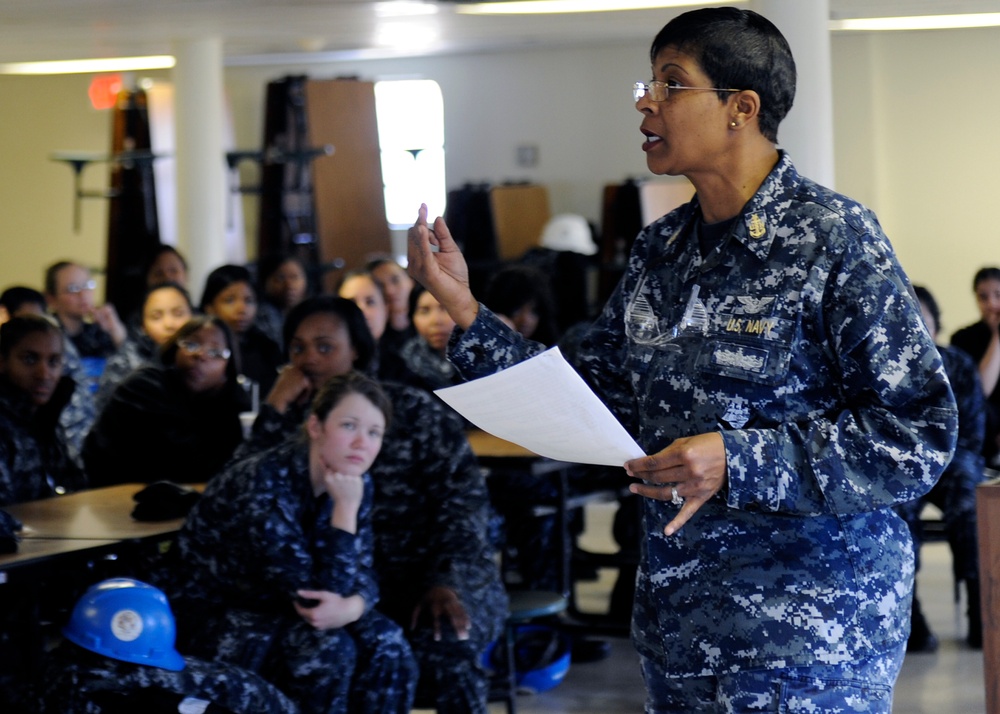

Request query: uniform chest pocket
[
  {"left": 696, "top": 312, "right": 797, "bottom": 386},
  {"left": 696, "top": 339, "right": 792, "bottom": 386}
]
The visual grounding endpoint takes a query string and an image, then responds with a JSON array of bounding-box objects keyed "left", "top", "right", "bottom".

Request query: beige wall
[
  {"left": 0, "top": 74, "right": 110, "bottom": 293},
  {"left": 1, "top": 29, "right": 997, "bottom": 338}
]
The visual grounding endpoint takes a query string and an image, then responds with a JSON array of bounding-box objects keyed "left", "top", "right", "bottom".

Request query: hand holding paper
[{"left": 434, "top": 347, "right": 645, "bottom": 466}]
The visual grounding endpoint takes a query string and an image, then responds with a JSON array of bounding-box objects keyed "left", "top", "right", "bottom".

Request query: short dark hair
[
  {"left": 0, "top": 286, "right": 46, "bottom": 315},
  {"left": 255, "top": 253, "right": 309, "bottom": 294},
  {"left": 281, "top": 296, "right": 375, "bottom": 371},
  {"left": 142, "top": 282, "right": 194, "bottom": 315},
  {"left": 973, "top": 267, "right": 1000, "bottom": 291},
  {"left": 483, "top": 264, "right": 560, "bottom": 345},
  {"left": 912, "top": 285, "right": 940, "bottom": 335},
  {"left": 199, "top": 264, "right": 255, "bottom": 312},
  {"left": 310, "top": 370, "right": 392, "bottom": 429},
  {"left": 365, "top": 255, "right": 400, "bottom": 273},
  {"left": 407, "top": 283, "right": 428, "bottom": 322},
  {"left": 143, "top": 245, "right": 188, "bottom": 280},
  {"left": 650, "top": 7, "right": 796, "bottom": 143},
  {"left": 0, "top": 314, "right": 62, "bottom": 358}
]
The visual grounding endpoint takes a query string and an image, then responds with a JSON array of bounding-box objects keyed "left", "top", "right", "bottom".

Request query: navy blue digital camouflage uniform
[
  {"left": 38, "top": 642, "right": 299, "bottom": 713},
  {"left": 0, "top": 373, "right": 88, "bottom": 712},
  {"left": 58, "top": 336, "right": 97, "bottom": 468},
  {"left": 166, "top": 441, "right": 417, "bottom": 714},
  {"left": 447, "top": 153, "right": 958, "bottom": 708},
  {"left": 243, "top": 381, "right": 508, "bottom": 714},
  {"left": 896, "top": 343, "right": 985, "bottom": 647},
  {"left": 896, "top": 345, "right": 984, "bottom": 581},
  {"left": 0, "top": 375, "right": 86, "bottom": 506},
  {"left": 400, "top": 333, "right": 563, "bottom": 593},
  {"left": 94, "top": 332, "right": 157, "bottom": 412},
  {"left": 64, "top": 319, "right": 118, "bottom": 359}
]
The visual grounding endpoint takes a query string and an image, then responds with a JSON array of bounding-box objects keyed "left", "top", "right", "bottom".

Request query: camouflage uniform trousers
[
  {"left": 187, "top": 606, "right": 417, "bottom": 714},
  {"left": 640, "top": 642, "right": 906, "bottom": 713},
  {"left": 37, "top": 641, "right": 299, "bottom": 714}
]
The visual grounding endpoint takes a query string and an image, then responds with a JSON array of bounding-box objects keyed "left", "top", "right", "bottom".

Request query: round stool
[{"left": 500, "top": 590, "right": 567, "bottom": 714}]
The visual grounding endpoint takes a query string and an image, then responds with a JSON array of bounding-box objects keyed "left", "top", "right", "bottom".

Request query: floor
[{"left": 468, "top": 502, "right": 986, "bottom": 714}]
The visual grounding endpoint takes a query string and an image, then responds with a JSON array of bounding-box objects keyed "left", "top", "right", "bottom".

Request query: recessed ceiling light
[
  {"left": 455, "top": 0, "right": 722, "bottom": 15},
  {"left": 830, "top": 12, "right": 1000, "bottom": 31},
  {"left": 0, "top": 55, "right": 176, "bottom": 75}
]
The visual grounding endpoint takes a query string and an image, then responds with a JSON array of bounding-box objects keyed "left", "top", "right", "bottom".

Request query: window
[{"left": 374, "top": 79, "right": 446, "bottom": 230}]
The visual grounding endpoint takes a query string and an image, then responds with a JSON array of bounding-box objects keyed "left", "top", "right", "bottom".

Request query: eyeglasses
[
  {"left": 178, "top": 340, "right": 231, "bottom": 360},
  {"left": 633, "top": 81, "right": 741, "bottom": 103},
  {"left": 63, "top": 280, "right": 96, "bottom": 295}
]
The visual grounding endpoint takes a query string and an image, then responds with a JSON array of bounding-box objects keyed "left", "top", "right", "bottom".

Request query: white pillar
[
  {"left": 750, "top": 0, "right": 835, "bottom": 188},
  {"left": 172, "top": 37, "right": 227, "bottom": 305}
]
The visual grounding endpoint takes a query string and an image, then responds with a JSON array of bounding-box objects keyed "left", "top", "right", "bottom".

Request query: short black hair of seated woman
[
  {"left": 310, "top": 370, "right": 393, "bottom": 430},
  {"left": 650, "top": 6, "right": 796, "bottom": 144},
  {"left": 483, "top": 264, "right": 560, "bottom": 345},
  {"left": 199, "top": 264, "right": 255, "bottom": 312},
  {"left": 281, "top": 295, "right": 376, "bottom": 373},
  {"left": 142, "top": 281, "right": 194, "bottom": 316},
  {"left": 912, "top": 285, "right": 941, "bottom": 336},
  {"left": 973, "top": 267, "right": 1000, "bottom": 291},
  {"left": 0, "top": 286, "right": 46, "bottom": 316},
  {"left": 407, "top": 282, "right": 428, "bottom": 322},
  {"left": 0, "top": 314, "right": 63, "bottom": 359},
  {"left": 159, "top": 315, "right": 242, "bottom": 392},
  {"left": 142, "top": 244, "right": 188, "bottom": 278}
]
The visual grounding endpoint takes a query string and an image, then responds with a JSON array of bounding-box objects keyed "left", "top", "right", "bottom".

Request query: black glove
[{"left": 131, "top": 481, "right": 201, "bottom": 522}]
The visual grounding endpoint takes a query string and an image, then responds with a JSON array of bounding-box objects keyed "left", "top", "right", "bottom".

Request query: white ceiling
[{"left": 1, "top": 0, "right": 999, "bottom": 67}]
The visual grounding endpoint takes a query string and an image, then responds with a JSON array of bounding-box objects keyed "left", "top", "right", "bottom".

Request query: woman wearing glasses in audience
[
  {"left": 408, "top": 7, "right": 957, "bottom": 711},
  {"left": 83, "top": 315, "right": 244, "bottom": 487}
]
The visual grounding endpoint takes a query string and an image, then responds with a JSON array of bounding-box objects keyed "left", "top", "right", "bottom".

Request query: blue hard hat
[
  {"left": 483, "top": 624, "right": 571, "bottom": 694},
  {"left": 63, "top": 578, "right": 185, "bottom": 671}
]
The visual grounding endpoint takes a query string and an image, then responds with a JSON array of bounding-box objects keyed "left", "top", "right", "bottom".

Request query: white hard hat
[{"left": 540, "top": 214, "right": 597, "bottom": 256}]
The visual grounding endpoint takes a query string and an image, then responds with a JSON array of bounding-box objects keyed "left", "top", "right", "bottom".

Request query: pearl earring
[{"left": 730, "top": 121, "right": 738, "bottom": 128}]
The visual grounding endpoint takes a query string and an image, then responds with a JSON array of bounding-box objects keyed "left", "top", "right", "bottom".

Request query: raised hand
[{"left": 406, "top": 203, "right": 480, "bottom": 330}]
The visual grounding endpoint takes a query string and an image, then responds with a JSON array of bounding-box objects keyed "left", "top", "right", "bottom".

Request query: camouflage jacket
[
  {"left": 449, "top": 152, "right": 958, "bottom": 675},
  {"left": 399, "top": 336, "right": 463, "bottom": 393},
  {"left": 0, "top": 375, "right": 86, "bottom": 506},
  {"left": 38, "top": 643, "right": 299, "bottom": 714},
  {"left": 58, "top": 336, "right": 97, "bottom": 467},
  {"left": 65, "top": 319, "right": 117, "bottom": 359},
  {"left": 938, "top": 344, "right": 986, "bottom": 484},
  {"left": 95, "top": 332, "right": 158, "bottom": 412},
  {"left": 170, "top": 440, "right": 378, "bottom": 614}
]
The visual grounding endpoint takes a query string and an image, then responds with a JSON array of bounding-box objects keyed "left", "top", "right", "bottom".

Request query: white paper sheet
[{"left": 434, "top": 346, "right": 645, "bottom": 466}]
